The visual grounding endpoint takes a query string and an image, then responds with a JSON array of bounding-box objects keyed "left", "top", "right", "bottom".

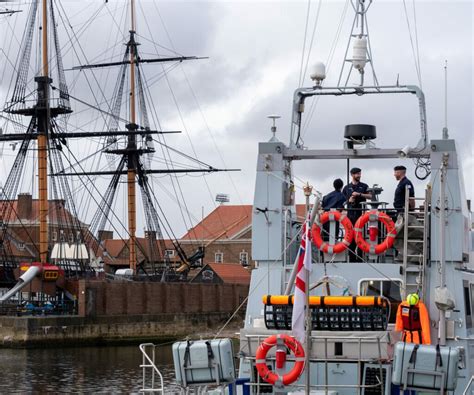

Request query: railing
[
  {"left": 463, "top": 375, "right": 474, "bottom": 395},
  {"left": 139, "top": 343, "right": 164, "bottom": 393},
  {"left": 242, "top": 332, "right": 388, "bottom": 394}
]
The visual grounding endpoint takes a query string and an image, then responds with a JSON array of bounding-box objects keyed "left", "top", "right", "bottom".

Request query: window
[
  {"left": 69, "top": 233, "right": 74, "bottom": 243},
  {"left": 18, "top": 242, "right": 25, "bottom": 251},
  {"left": 359, "top": 279, "right": 402, "bottom": 323},
  {"left": 52, "top": 231, "right": 57, "bottom": 242},
  {"left": 464, "top": 281, "right": 472, "bottom": 329},
  {"left": 239, "top": 251, "right": 249, "bottom": 266},
  {"left": 165, "top": 250, "right": 175, "bottom": 258},
  {"left": 215, "top": 252, "right": 223, "bottom": 263}
]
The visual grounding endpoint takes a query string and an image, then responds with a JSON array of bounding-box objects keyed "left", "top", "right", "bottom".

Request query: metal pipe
[
  {"left": 284, "top": 194, "right": 320, "bottom": 295},
  {"left": 303, "top": 184, "right": 313, "bottom": 395},
  {"left": 439, "top": 153, "right": 449, "bottom": 345}
]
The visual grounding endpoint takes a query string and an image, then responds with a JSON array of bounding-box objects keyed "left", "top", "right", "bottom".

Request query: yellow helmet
[{"left": 407, "top": 293, "right": 420, "bottom": 306}]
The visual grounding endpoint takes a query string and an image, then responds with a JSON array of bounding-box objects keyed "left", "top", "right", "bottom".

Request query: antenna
[
  {"left": 337, "top": 0, "right": 378, "bottom": 88},
  {"left": 267, "top": 115, "right": 281, "bottom": 142},
  {"left": 443, "top": 60, "right": 449, "bottom": 139}
]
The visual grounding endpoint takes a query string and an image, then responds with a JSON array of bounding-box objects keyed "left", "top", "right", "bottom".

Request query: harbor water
[{"left": 0, "top": 344, "right": 177, "bottom": 393}]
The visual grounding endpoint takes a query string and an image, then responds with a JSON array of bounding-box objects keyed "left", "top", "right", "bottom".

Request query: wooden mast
[
  {"left": 128, "top": 0, "right": 137, "bottom": 273},
  {"left": 38, "top": 0, "right": 49, "bottom": 263}
]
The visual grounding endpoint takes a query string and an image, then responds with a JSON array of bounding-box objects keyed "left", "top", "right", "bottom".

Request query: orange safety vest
[{"left": 395, "top": 300, "right": 431, "bottom": 345}]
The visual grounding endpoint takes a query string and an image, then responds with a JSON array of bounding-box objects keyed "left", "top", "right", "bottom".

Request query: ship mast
[
  {"left": 38, "top": 0, "right": 50, "bottom": 264},
  {"left": 128, "top": 0, "right": 138, "bottom": 273}
]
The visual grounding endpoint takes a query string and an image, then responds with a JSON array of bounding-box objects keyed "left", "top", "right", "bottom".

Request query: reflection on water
[{"left": 0, "top": 344, "right": 177, "bottom": 393}]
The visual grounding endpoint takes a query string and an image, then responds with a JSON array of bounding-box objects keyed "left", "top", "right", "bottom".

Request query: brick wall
[{"left": 77, "top": 280, "right": 248, "bottom": 317}]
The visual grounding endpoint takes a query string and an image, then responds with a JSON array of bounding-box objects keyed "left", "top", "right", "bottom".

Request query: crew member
[
  {"left": 322, "top": 178, "right": 346, "bottom": 211},
  {"left": 321, "top": 179, "right": 346, "bottom": 242},
  {"left": 395, "top": 293, "right": 431, "bottom": 345},
  {"left": 393, "top": 165, "right": 415, "bottom": 211},
  {"left": 343, "top": 168, "right": 371, "bottom": 261}
]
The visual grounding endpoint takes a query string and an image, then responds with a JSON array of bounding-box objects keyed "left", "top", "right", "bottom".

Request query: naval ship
[
  {"left": 151, "top": 1, "right": 474, "bottom": 394},
  {"left": 234, "top": 1, "right": 473, "bottom": 394}
]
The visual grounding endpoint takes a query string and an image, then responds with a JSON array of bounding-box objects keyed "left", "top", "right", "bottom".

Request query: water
[{"left": 0, "top": 344, "right": 177, "bottom": 393}]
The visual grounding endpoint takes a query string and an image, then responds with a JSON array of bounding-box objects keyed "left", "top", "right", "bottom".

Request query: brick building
[
  {"left": 0, "top": 193, "right": 92, "bottom": 262},
  {"left": 178, "top": 204, "right": 307, "bottom": 267},
  {"left": 100, "top": 204, "right": 309, "bottom": 272},
  {"left": 190, "top": 263, "right": 251, "bottom": 285}
]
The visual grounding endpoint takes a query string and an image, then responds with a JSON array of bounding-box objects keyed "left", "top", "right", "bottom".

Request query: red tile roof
[
  {"left": 182, "top": 204, "right": 308, "bottom": 241},
  {"left": 102, "top": 238, "right": 175, "bottom": 259},
  {"left": 198, "top": 263, "right": 251, "bottom": 284},
  {"left": 182, "top": 205, "right": 251, "bottom": 240}
]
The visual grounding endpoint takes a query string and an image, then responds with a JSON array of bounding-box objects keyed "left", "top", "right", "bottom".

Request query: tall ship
[{"left": 0, "top": 0, "right": 227, "bottom": 309}]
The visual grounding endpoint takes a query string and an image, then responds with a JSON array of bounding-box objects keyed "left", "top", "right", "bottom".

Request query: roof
[
  {"left": 101, "top": 238, "right": 175, "bottom": 261},
  {"left": 0, "top": 196, "right": 85, "bottom": 226},
  {"left": 192, "top": 263, "right": 251, "bottom": 284},
  {"left": 182, "top": 205, "right": 252, "bottom": 241},
  {"left": 182, "top": 204, "right": 308, "bottom": 241}
]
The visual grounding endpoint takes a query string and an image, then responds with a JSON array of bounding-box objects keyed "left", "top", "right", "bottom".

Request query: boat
[{"left": 148, "top": 1, "right": 473, "bottom": 394}]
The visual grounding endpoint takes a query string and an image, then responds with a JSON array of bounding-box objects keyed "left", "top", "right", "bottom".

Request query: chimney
[
  {"left": 17, "top": 193, "right": 32, "bottom": 219},
  {"left": 98, "top": 230, "right": 114, "bottom": 242},
  {"left": 145, "top": 230, "right": 157, "bottom": 239}
]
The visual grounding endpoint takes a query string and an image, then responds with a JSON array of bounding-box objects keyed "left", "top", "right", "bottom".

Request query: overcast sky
[{"left": 0, "top": 0, "right": 472, "bottom": 239}]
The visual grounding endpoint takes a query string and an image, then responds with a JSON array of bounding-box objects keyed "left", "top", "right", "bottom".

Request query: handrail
[
  {"left": 463, "top": 375, "right": 474, "bottom": 395},
  {"left": 244, "top": 332, "right": 387, "bottom": 392},
  {"left": 139, "top": 343, "right": 164, "bottom": 393}
]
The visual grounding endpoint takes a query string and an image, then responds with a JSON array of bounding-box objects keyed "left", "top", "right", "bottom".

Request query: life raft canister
[
  {"left": 312, "top": 210, "right": 354, "bottom": 254},
  {"left": 255, "top": 334, "right": 305, "bottom": 386},
  {"left": 354, "top": 210, "right": 397, "bottom": 254}
]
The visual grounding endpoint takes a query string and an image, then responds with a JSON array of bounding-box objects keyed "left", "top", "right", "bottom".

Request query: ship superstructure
[{"left": 236, "top": 1, "right": 474, "bottom": 393}]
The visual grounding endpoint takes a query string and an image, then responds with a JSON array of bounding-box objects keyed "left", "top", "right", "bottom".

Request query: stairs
[{"left": 401, "top": 187, "right": 431, "bottom": 299}]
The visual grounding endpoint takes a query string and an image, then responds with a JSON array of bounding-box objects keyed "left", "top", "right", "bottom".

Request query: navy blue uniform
[
  {"left": 322, "top": 190, "right": 346, "bottom": 210},
  {"left": 342, "top": 182, "right": 369, "bottom": 223},
  {"left": 321, "top": 190, "right": 345, "bottom": 242},
  {"left": 394, "top": 177, "right": 415, "bottom": 209}
]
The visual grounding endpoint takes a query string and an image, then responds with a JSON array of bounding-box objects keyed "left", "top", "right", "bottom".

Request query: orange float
[
  {"left": 354, "top": 210, "right": 397, "bottom": 254},
  {"left": 312, "top": 211, "right": 354, "bottom": 254},
  {"left": 255, "top": 334, "right": 305, "bottom": 386}
]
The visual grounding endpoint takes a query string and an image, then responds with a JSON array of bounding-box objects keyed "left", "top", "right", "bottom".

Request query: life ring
[
  {"left": 255, "top": 334, "right": 305, "bottom": 386},
  {"left": 354, "top": 210, "right": 397, "bottom": 254},
  {"left": 312, "top": 211, "right": 354, "bottom": 254}
]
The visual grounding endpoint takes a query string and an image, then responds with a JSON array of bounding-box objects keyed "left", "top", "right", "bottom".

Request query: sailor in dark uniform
[
  {"left": 342, "top": 168, "right": 372, "bottom": 223},
  {"left": 343, "top": 168, "right": 372, "bottom": 261},
  {"left": 322, "top": 178, "right": 346, "bottom": 211},
  {"left": 321, "top": 179, "right": 346, "bottom": 242},
  {"left": 393, "top": 165, "right": 415, "bottom": 211}
]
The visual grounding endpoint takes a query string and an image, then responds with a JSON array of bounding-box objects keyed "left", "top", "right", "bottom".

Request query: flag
[{"left": 291, "top": 216, "right": 313, "bottom": 342}]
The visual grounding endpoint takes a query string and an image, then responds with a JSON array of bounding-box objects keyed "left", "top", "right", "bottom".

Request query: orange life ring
[
  {"left": 354, "top": 210, "right": 397, "bottom": 254},
  {"left": 255, "top": 334, "right": 305, "bottom": 386},
  {"left": 312, "top": 211, "right": 354, "bottom": 254}
]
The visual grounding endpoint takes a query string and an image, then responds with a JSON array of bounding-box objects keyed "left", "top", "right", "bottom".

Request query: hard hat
[{"left": 407, "top": 293, "right": 420, "bottom": 306}]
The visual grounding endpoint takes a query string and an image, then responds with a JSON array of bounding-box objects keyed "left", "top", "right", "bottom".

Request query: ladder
[{"left": 402, "top": 186, "right": 431, "bottom": 299}]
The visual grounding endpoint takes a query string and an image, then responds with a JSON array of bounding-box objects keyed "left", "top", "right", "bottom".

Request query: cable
[{"left": 402, "top": 0, "right": 423, "bottom": 88}]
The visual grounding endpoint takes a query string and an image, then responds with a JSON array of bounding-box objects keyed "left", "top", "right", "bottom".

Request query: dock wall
[
  {"left": 76, "top": 280, "right": 248, "bottom": 317},
  {"left": 0, "top": 281, "right": 249, "bottom": 347}
]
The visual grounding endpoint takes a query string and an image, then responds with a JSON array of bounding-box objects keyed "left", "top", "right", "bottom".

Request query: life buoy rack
[
  {"left": 354, "top": 210, "right": 397, "bottom": 254},
  {"left": 255, "top": 334, "right": 305, "bottom": 386},
  {"left": 312, "top": 211, "right": 354, "bottom": 254}
]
